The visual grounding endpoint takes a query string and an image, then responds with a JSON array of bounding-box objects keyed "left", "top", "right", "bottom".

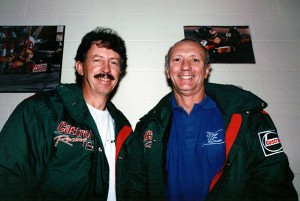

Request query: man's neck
[
  {"left": 83, "top": 92, "right": 108, "bottom": 111},
  {"left": 174, "top": 92, "right": 206, "bottom": 115}
]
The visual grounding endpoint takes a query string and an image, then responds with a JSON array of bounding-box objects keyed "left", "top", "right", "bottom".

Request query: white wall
[{"left": 1, "top": 0, "right": 300, "bottom": 196}]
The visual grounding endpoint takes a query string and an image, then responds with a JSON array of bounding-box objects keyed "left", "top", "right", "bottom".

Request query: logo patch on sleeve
[
  {"left": 143, "top": 130, "right": 153, "bottom": 149},
  {"left": 258, "top": 130, "right": 283, "bottom": 157}
]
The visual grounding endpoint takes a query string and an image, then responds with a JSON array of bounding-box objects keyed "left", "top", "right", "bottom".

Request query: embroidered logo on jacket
[
  {"left": 258, "top": 130, "right": 283, "bottom": 157},
  {"left": 143, "top": 130, "right": 153, "bottom": 149},
  {"left": 53, "top": 121, "right": 94, "bottom": 151}
]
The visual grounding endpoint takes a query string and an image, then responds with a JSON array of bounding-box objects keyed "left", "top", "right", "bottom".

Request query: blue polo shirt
[{"left": 166, "top": 95, "right": 225, "bottom": 201}]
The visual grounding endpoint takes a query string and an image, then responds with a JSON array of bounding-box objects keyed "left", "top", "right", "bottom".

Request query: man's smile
[
  {"left": 94, "top": 73, "right": 115, "bottom": 81},
  {"left": 179, "top": 75, "right": 195, "bottom": 79}
]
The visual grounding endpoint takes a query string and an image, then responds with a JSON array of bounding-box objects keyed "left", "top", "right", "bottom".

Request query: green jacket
[
  {"left": 0, "top": 83, "right": 133, "bottom": 201},
  {"left": 127, "top": 83, "right": 298, "bottom": 201}
]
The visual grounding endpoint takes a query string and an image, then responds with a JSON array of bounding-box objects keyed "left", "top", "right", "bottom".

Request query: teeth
[
  {"left": 180, "top": 75, "right": 194, "bottom": 79},
  {"left": 97, "top": 77, "right": 110, "bottom": 81}
]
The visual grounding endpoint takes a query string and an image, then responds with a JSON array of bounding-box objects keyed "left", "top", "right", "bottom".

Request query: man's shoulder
[
  {"left": 205, "top": 82, "right": 267, "bottom": 114},
  {"left": 138, "top": 92, "right": 173, "bottom": 124},
  {"left": 107, "top": 101, "right": 131, "bottom": 126},
  {"left": 23, "top": 83, "right": 81, "bottom": 111}
]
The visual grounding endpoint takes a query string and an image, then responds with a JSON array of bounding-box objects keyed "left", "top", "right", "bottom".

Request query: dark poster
[
  {"left": 0, "top": 25, "right": 65, "bottom": 92},
  {"left": 184, "top": 26, "right": 255, "bottom": 63}
]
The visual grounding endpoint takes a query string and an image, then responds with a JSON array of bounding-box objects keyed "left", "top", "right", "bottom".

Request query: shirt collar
[{"left": 171, "top": 94, "right": 217, "bottom": 111}]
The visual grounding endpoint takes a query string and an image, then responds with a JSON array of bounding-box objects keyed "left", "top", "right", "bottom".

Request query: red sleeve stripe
[
  {"left": 115, "top": 125, "right": 132, "bottom": 161},
  {"left": 209, "top": 113, "right": 242, "bottom": 191},
  {"left": 225, "top": 113, "right": 242, "bottom": 158}
]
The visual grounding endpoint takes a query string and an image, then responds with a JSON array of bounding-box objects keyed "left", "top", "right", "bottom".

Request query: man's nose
[
  {"left": 180, "top": 59, "right": 191, "bottom": 70},
  {"left": 101, "top": 60, "right": 111, "bottom": 73}
]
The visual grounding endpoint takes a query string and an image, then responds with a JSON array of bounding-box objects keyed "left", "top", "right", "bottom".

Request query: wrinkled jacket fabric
[
  {"left": 0, "top": 83, "right": 133, "bottom": 201},
  {"left": 127, "top": 83, "right": 298, "bottom": 201}
]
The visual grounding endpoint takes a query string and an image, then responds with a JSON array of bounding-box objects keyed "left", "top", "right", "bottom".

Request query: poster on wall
[
  {"left": 0, "top": 25, "right": 65, "bottom": 92},
  {"left": 184, "top": 26, "right": 255, "bottom": 63}
]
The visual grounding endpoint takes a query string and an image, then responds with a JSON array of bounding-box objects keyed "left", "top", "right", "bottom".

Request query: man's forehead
[
  {"left": 174, "top": 40, "right": 203, "bottom": 49},
  {"left": 171, "top": 41, "right": 205, "bottom": 55},
  {"left": 89, "top": 44, "right": 120, "bottom": 57}
]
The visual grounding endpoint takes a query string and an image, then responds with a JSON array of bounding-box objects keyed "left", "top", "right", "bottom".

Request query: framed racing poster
[
  {"left": 184, "top": 25, "right": 255, "bottom": 63},
  {"left": 0, "top": 25, "right": 65, "bottom": 92}
]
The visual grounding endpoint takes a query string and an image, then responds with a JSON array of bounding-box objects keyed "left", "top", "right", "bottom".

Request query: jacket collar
[
  {"left": 55, "top": 83, "right": 131, "bottom": 131},
  {"left": 205, "top": 83, "right": 267, "bottom": 115},
  {"left": 139, "top": 92, "right": 173, "bottom": 122},
  {"left": 140, "top": 83, "right": 267, "bottom": 122}
]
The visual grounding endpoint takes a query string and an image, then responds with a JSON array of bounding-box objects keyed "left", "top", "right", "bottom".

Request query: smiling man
[
  {"left": 76, "top": 40, "right": 123, "bottom": 109},
  {"left": 0, "top": 27, "right": 133, "bottom": 201},
  {"left": 127, "top": 39, "right": 298, "bottom": 201}
]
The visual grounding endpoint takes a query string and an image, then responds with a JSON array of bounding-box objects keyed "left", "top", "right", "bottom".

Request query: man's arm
[
  {"left": 126, "top": 123, "right": 148, "bottom": 201},
  {"left": 248, "top": 112, "right": 298, "bottom": 201},
  {"left": 0, "top": 102, "right": 39, "bottom": 200}
]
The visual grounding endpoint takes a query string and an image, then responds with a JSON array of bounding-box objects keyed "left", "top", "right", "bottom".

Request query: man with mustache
[
  {"left": 126, "top": 39, "right": 298, "bottom": 201},
  {"left": 0, "top": 27, "right": 133, "bottom": 201}
]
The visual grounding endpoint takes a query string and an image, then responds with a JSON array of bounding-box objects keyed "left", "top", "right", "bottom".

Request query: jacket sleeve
[
  {"left": 0, "top": 100, "right": 41, "bottom": 201},
  {"left": 126, "top": 121, "right": 148, "bottom": 201},
  {"left": 247, "top": 111, "right": 298, "bottom": 201}
]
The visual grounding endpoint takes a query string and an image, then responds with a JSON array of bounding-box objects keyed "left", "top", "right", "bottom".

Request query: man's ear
[
  {"left": 75, "top": 61, "right": 84, "bottom": 76},
  {"left": 165, "top": 66, "right": 171, "bottom": 79},
  {"left": 205, "top": 64, "right": 211, "bottom": 79}
]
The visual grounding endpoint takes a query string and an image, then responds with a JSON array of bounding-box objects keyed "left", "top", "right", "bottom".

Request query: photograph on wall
[
  {"left": 184, "top": 26, "right": 255, "bottom": 63},
  {"left": 0, "top": 25, "right": 65, "bottom": 92}
]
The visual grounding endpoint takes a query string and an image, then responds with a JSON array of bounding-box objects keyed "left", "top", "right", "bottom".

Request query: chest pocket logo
[
  {"left": 203, "top": 129, "right": 225, "bottom": 147},
  {"left": 143, "top": 130, "right": 153, "bottom": 149},
  {"left": 53, "top": 121, "right": 94, "bottom": 151}
]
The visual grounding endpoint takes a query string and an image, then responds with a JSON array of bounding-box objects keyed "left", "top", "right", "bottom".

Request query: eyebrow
[
  {"left": 91, "top": 54, "right": 120, "bottom": 60},
  {"left": 172, "top": 54, "right": 201, "bottom": 58}
]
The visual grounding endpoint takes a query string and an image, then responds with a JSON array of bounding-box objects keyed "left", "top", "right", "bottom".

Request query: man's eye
[
  {"left": 173, "top": 58, "right": 181, "bottom": 62},
  {"left": 193, "top": 58, "right": 200, "bottom": 62},
  {"left": 110, "top": 60, "right": 120, "bottom": 66},
  {"left": 93, "top": 59, "right": 101, "bottom": 62}
]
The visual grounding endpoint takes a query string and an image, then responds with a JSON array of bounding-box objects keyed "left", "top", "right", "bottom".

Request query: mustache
[{"left": 94, "top": 73, "right": 115, "bottom": 80}]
